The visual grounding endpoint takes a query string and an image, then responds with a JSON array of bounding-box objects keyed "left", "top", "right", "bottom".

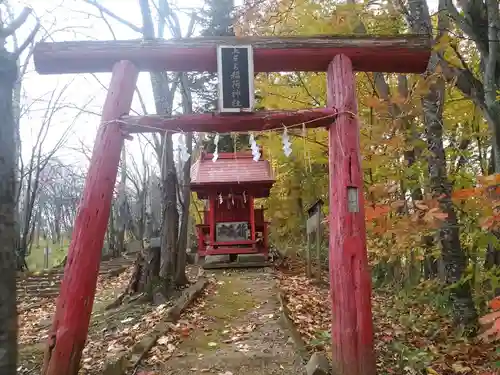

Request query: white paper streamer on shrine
[
  {"left": 249, "top": 133, "right": 261, "bottom": 161},
  {"left": 282, "top": 127, "right": 292, "bottom": 157},
  {"left": 218, "top": 193, "right": 223, "bottom": 204},
  {"left": 179, "top": 135, "right": 191, "bottom": 163},
  {"left": 212, "top": 133, "right": 220, "bottom": 162}
]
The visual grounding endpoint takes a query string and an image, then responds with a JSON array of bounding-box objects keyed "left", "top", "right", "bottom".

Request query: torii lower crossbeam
[
  {"left": 32, "top": 34, "right": 431, "bottom": 375},
  {"left": 121, "top": 108, "right": 338, "bottom": 133}
]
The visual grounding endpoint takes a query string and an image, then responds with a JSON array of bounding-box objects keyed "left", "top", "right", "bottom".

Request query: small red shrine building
[{"left": 190, "top": 150, "right": 275, "bottom": 262}]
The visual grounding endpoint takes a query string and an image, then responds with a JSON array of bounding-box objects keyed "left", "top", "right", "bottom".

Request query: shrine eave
[{"left": 191, "top": 181, "right": 275, "bottom": 188}]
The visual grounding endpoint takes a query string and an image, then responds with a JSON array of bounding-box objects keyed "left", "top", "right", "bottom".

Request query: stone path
[{"left": 141, "top": 268, "right": 305, "bottom": 375}]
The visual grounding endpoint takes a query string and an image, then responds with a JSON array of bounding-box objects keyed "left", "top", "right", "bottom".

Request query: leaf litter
[
  {"left": 17, "top": 264, "right": 205, "bottom": 375},
  {"left": 277, "top": 267, "right": 498, "bottom": 375}
]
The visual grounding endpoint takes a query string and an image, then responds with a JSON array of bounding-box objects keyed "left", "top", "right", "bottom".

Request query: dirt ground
[{"left": 140, "top": 268, "right": 305, "bottom": 375}]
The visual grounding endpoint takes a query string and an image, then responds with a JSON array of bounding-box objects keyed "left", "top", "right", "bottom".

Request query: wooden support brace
[
  {"left": 327, "top": 54, "right": 375, "bottom": 375},
  {"left": 42, "top": 61, "right": 139, "bottom": 375}
]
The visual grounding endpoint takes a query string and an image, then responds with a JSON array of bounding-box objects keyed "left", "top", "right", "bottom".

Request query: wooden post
[
  {"left": 249, "top": 195, "right": 256, "bottom": 241},
  {"left": 263, "top": 222, "right": 269, "bottom": 256},
  {"left": 327, "top": 54, "right": 375, "bottom": 375},
  {"left": 306, "top": 200, "right": 323, "bottom": 279},
  {"left": 209, "top": 196, "right": 216, "bottom": 244},
  {"left": 42, "top": 61, "right": 139, "bottom": 375},
  {"left": 43, "top": 246, "right": 49, "bottom": 269},
  {"left": 315, "top": 206, "right": 322, "bottom": 279},
  {"left": 306, "top": 231, "right": 312, "bottom": 278}
]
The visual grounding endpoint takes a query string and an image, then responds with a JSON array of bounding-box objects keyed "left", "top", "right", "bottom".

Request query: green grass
[
  {"left": 179, "top": 274, "right": 256, "bottom": 352},
  {"left": 26, "top": 238, "right": 70, "bottom": 271}
]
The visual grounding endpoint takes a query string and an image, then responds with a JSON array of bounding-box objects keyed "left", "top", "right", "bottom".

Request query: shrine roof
[{"left": 190, "top": 152, "right": 275, "bottom": 187}]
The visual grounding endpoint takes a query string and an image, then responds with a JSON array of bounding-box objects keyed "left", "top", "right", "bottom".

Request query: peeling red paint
[
  {"left": 42, "top": 61, "right": 139, "bottom": 375},
  {"left": 327, "top": 54, "right": 375, "bottom": 375}
]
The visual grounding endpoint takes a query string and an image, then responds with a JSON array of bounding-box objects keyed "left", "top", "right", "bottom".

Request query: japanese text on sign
[{"left": 217, "top": 45, "right": 254, "bottom": 112}]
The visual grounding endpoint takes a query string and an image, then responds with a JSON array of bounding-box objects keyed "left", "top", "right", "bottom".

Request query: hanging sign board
[
  {"left": 306, "top": 199, "right": 324, "bottom": 234},
  {"left": 217, "top": 45, "right": 254, "bottom": 113}
]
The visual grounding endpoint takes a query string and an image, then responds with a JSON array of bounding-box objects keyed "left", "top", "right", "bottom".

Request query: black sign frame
[{"left": 217, "top": 45, "right": 254, "bottom": 112}]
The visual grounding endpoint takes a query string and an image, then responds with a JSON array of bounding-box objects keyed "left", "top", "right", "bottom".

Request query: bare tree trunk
[
  {"left": 176, "top": 133, "right": 193, "bottom": 286},
  {"left": 407, "top": 0, "right": 478, "bottom": 333},
  {"left": 116, "top": 147, "right": 127, "bottom": 256},
  {"left": 107, "top": 205, "right": 117, "bottom": 258},
  {"left": 0, "top": 52, "right": 20, "bottom": 375},
  {"left": 53, "top": 202, "right": 62, "bottom": 244},
  {"left": 159, "top": 131, "right": 179, "bottom": 294},
  {"left": 34, "top": 206, "right": 41, "bottom": 248},
  {"left": 138, "top": 0, "right": 180, "bottom": 296},
  {"left": 175, "top": 72, "right": 194, "bottom": 286}
]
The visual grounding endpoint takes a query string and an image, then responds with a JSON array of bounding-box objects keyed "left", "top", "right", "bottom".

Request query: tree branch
[
  {"left": 139, "top": 0, "right": 156, "bottom": 38},
  {"left": 484, "top": 0, "right": 499, "bottom": 105},
  {"left": 1, "top": 7, "right": 32, "bottom": 37},
  {"left": 443, "top": 0, "right": 489, "bottom": 57},
  {"left": 13, "top": 18, "right": 40, "bottom": 59},
  {"left": 83, "top": 0, "right": 143, "bottom": 34}
]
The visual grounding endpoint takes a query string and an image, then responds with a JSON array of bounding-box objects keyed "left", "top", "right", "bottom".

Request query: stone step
[
  {"left": 16, "top": 285, "right": 61, "bottom": 293},
  {"left": 17, "top": 265, "right": 131, "bottom": 282},
  {"left": 17, "top": 288, "right": 60, "bottom": 296},
  {"left": 16, "top": 258, "right": 134, "bottom": 278},
  {"left": 18, "top": 291, "right": 59, "bottom": 299},
  {"left": 16, "top": 256, "right": 134, "bottom": 299},
  {"left": 17, "top": 284, "right": 60, "bottom": 292},
  {"left": 17, "top": 288, "right": 58, "bottom": 293}
]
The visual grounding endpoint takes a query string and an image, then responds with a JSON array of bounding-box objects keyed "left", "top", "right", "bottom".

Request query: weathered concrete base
[
  {"left": 205, "top": 254, "right": 231, "bottom": 264},
  {"left": 200, "top": 253, "right": 270, "bottom": 269},
  {"left": 306, "top": 352, "right": 330, "bottom": 375},
  {"left": 237, "top": 253, "right": 268, "bottom": 263},
  {"left": 202, "top": 261, "right": 271, "bottom": 269}
]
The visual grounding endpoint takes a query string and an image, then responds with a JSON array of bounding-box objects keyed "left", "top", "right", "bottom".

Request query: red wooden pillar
[
  {"left": 249, "top": 195, "right": 256, "bottom": 241},
  {"left": 327, "top": 54, "right": 375, "bottom": 375},
  {"left": 42, "top": 61, "right": 139, "bottom": 375}
]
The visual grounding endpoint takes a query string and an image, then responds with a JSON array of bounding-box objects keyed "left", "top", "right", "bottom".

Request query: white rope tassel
[
  {"left": 249, "top": 133, "right": 261, "bottom": 161},
  {"left": 282, "top": 126, "right": 292, "bottom": 157},
  {"left": 212, "top": 133, "right": 220, "bottom": 162},
  {"left": 179, "top": 133, "right": 191, "bottom": 163}
]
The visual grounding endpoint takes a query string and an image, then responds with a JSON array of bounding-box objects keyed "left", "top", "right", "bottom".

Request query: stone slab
[
  {"left": 204, "top": 254, "right": 231, "bottom": 264},
  {"left": 237, "top": 253, "right": 268, "bottom": 263},
  {"left": 306, "top": 352, "right": 330, "bottom": 375}
]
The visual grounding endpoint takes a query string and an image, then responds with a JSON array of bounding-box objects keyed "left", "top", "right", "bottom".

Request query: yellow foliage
[{"left": 230, "top": 0, "right": 492, "bottom": 267}]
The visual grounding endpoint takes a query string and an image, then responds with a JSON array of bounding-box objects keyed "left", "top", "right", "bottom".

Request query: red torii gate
[{"left": 32, "top": 35, "right": 430, "bottom": 375}]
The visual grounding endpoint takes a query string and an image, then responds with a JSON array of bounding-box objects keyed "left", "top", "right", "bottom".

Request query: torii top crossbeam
[{"left": 33, "top": 34, "right": 431, "bottom": 75}]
